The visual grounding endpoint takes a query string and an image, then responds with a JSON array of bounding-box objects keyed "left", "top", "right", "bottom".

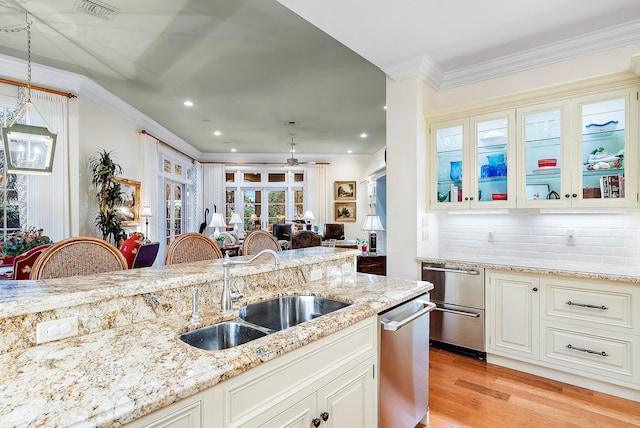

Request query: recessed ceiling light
[
  {"left": 347, "top": 149, "right": 353, "bottom": 154},
  {"left": 383, "top": 105, "right": 387, "bottom": 110},
  {"left": 183, "top": 100, "right": 193, "bottom": 107},
  {"left": 231, "top": 148, "right": 237, "bottom": 152},
  {"left": 360, "top": 133, "right": 367, "bottom": 138},
  {"left": 213, "top": 130, "right": 221, "bottom": 136}
]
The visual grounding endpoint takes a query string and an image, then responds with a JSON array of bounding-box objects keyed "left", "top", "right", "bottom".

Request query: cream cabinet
[
  {"left": 486, "top": 270, "right": 640, "bottom": 394},
  {"left": 486, "top": 271, "right": 540, "bottom": 361},
  {"left": 430, "top": 110, "right": 516, "bottom": 210},
  {"left": 429, "top": 85, "right": 638, "bottom": 210},
  {"left": 123, "top": 317, "right": 377, "bottom": 428}
]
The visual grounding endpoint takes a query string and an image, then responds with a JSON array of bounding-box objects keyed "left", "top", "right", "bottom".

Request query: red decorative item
[
  {"left": 491, "top": 193, "right": 508, "bottom": 200},
  {"left": 537, "top": 158, "right": 557, "bottom": 168}
]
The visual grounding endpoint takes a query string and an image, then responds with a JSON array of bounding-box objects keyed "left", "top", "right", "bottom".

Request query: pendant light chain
[{"left": 26, "top": 21, "right": 31, "bottom": 102}]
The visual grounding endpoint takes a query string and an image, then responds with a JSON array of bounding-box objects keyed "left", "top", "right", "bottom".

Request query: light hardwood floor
[{"left": 419, "top": 347, "right": 640, "bottom": 428}]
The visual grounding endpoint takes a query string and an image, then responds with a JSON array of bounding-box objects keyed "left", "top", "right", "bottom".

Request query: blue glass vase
[{"left": 449, "top": 161, "right": 462, "bottom": 181}]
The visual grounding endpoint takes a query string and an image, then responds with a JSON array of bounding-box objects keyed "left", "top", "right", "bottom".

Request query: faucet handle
[{"left": 189, "top": 285, "right": 203, "bottom": 323}]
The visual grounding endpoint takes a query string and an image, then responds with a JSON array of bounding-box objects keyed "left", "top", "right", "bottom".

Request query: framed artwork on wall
[
  {"left": 335, "top": 202, "right": 356, "bottom": 222},
  {"left": 335, "top": 181, "right": 356, "bottom": 200},
  {"left": 115, "top": 177, "right": 141, "bottom": 226}
]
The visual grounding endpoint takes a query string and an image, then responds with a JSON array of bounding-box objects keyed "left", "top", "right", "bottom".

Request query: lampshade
[
  {"left": 229, "top": 213, "right": 243, "bottom": 224},
  {"left": 208, "top": 213, "right": 227, "bottom": 228},
  {"left": 141, "top": 206, "right": 152, "bottom": 217},
  {"left": 361, "top": 214, "right": 384, "bottom": 231},
  {"left": 250, "top": 213, "right": 258, "bottom": 221},
  {"left": 302, "top": 210, "right": 315, "bottom": 221}
]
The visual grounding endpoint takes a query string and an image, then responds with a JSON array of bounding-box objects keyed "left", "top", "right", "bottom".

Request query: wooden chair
[
  {"left": 323, "top": 223, "right": 345, "bottom": 240},
  {"left": 291, "top": 230, "right": 322, "bottom": 249},
  {"left": 242, "top": 230, "right": 282, "bottom": 255},
  {"left": 30, "top": 237, "right": 128, "bottom": 280},
  {"left": 165, "top": 232, "right": 223, "bottom": 265},
  {"left": 12, "top": 244, "right": 52, "bottom": 280},
  {"left": 132, "top": 241, "right": 160, "bottom": 268}
]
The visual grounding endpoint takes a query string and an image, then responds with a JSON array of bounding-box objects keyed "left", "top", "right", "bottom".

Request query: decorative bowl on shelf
[
  {"left": 491, "top": 193, "right": 507, "bottom": 201},
  {"left": 585, "top": 120, "right": 619, "bottom": 134},
  {"left": 537, "top": 158, "right": 557, "bottom": 168},
  {"left": 487, "top": 153, "right": 505, "bottom": 165}
]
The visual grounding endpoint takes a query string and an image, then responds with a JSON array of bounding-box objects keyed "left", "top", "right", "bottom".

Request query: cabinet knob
[
  {"left": 321, "top": 412, "right": 330, "bottom": 421},
  {"left": 564, "top": 194, "right": 571, "bottom": 198},
  {"left": 469, "top": 197, "right": 474, "bottom": 201},
  {"left": 313, "top": 418, "right": 321, "bottom": 427},
  {"left": 464, "top": 197, "right": 469, "bottom": 201},
  {"left": 572, "top": 193, "right": 578, "bottom": 198},
  {"left": 533, "top": 287, "right": 538, "bottom": 292}
]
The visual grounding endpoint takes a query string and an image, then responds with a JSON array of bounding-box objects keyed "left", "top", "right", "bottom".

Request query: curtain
[
  {"left": 202, "top": 164, "right": 226, "bottom": 233},
  {"left": 26, "top": 89, "right": 69, "bottom": 241},
  {"left": 303, "top": 165, "right": 327, "bottom": 225}
]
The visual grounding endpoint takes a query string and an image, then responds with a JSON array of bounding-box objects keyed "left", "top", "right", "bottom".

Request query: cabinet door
[
  {"left": 487, "top": 272, "right": 540, "bottom": 360},
  {"left": 573, "top": 88, "right": 638, "bottom": 208},
  {"left": 517, "top": 101, "right": 572, "bottom": 209},
  {"left": 125, "top": 396, "right": 203, "bottom": 428},
  {"left": 431, "top": 118, "right": 470, "bottom": 209},
  {"left": 317, "top": 358, "right": 375, "bottom": 428},
  {"left": 471, "top": 110, "right": 516, "bottom": 208},
  {"left": 259, "top": 394, "right": 315, "bottom": 428}
]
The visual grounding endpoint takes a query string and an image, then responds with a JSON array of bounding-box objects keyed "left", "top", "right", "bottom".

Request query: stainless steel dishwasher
[
  {"left": 379, "top": 293, "right": 435, "bottom": 428},
  {"left": 422, "top": 263, "right": 486, "bottom": 359}
]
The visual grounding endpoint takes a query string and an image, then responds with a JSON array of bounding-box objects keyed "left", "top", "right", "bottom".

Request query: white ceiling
[{"left": 1, "top": 0, "right": 640, "bottom": 159}]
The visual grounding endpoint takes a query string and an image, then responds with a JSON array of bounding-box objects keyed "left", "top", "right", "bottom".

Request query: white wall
[{"left": 77, "top": 96, "right": 143, "bottom": 237}]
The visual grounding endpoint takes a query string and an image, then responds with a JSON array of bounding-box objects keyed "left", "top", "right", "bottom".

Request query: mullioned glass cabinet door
[
  {"left": 517, "top": 101, "right": 572, "bottom": 209},
  {"left": 573, "top": 88, "right": 637, "bottom": 208},
  {"left": 471, "top": 111, "right": 515, "bottom": 208},
  {"left": 431, "top": 119, "right": 469, "bottom": 209}
]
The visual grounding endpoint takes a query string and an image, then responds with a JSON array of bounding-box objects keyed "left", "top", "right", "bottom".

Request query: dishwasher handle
[
  {"left": 422, "top": 266, "right": 480, "bottom": 275},
  {"left": 381, "top": 300, "right": 436, "bottom": 331}
]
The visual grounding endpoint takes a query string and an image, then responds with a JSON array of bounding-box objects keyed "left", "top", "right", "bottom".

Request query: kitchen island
[{"left": 0, "top": 248, "right": 432, "bottom": 427}]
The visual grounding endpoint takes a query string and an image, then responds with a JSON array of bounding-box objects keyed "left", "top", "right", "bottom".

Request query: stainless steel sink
[
  {"left": 178, "top": 321, "right": 267, "bottom": 351},
  {"left": 238, "top": 295, "right": 350, "bottom": 331}
]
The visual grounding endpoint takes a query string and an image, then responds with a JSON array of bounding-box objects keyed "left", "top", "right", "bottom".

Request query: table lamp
[
  {"left": 229, "top": 212, "right": 243, "bottom": 233},
  {"left": 141, "top": 206, "right": 152, "bottom": 242},
  {"left": 361, "top": 214, "right": 384, "bottom": 254},
  {"left": 250, "top": 213, "right": 260, "bottom": 229},
  {"left": 208, "top": 213, "right": 227, "bottom": 239},
  {"left": 302, "top": 210, "right": 315, "bottom": 231}
]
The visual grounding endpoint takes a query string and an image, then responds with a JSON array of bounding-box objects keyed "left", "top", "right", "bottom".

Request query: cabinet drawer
[
  {"left": 357, "top": 256, "right": 386, "bottom": 275},
  {"left": 541, "top": 278, "right": 636, "bottom": 331},
  {"left": 541, "top": 323, "right": 635, "bottom": 383}
]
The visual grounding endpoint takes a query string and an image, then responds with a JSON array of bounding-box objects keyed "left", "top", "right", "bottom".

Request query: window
[
  {"left": 0, "top": 98, "right": 25, "bottom": 242},
  {"left": 226, "top": 169, "right": 304, "bottom": 232},
  {"left": 160, "top": 154, "right": 194, "bottom": 244}
]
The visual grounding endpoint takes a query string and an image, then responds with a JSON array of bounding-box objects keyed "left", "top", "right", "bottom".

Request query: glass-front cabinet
[
  {"left": 431, "top": 111, "right": 515, "bottom": 210},
  {"left": 573, "top": 89, "right": 636, "bottom": 208},
  {"left": 430, "top": 86, "right": 637, "bottom": 210}
]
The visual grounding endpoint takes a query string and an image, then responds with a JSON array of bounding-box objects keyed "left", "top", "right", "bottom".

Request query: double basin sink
[{"left": 179, "top": 295, "right": 350, "bottom": 351}]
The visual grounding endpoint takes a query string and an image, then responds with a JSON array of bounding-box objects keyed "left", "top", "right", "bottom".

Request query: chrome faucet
[{"left": 220, "top": 249, "right": 280, "bottom": 314}]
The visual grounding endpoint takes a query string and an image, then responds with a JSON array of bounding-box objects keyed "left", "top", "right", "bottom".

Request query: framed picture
[
  {"left": 115, "top": 177, "right": 141, "bottom": 226},
  {"left": 335, "top": 202, "right": 356, "bottom": 222},
  {"left": 335, "top": 181, "right": 356, "bottom": 200}
]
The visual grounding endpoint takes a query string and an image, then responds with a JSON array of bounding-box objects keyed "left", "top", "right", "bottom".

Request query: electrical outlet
[
  {"left": 341, "top": 263, "right": 353, "bottom": 275},
  {"left": 326, "top": 265, "right": 340, "bottom": 278},
  {"left": 488, "top": 231, "right": 495, "bottom": 242},
  {"left": 566, "top": 229, "right": 576, "bottom": 246},
  {"left": 36, "top": 316, "right": 78, "bottom": 344}
]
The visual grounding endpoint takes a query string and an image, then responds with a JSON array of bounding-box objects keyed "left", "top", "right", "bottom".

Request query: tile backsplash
[{"left": 433, "top": 211, "right": 640, "bottom": 270}]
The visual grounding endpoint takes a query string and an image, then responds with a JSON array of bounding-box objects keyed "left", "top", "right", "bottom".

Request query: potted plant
[
  {"left": 215, "top": 235, "right": 226, "bottom": 248},
  {"left": 0, "top": 226, "right": 53, "bottom": 264},
  {"left": 355, "top": 237, "right": 368, "bottom": 254},
  {"left": 89, "top": 150, "right": 126, "bottom": 245}
]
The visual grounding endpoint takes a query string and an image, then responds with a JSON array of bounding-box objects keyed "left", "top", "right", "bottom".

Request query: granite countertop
[
  {"left": 0, "top": 262, "right": 431, "bottom": 427},
  {"left": 417, "top": 256, "right": 640, "bottom": 285}
]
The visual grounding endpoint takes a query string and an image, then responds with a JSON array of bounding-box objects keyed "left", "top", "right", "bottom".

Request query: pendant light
[{"left": 1, "top": 12, "right": 57, "bottom": 175}]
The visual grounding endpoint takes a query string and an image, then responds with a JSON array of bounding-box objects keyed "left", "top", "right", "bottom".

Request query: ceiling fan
[{"left": 286, "top": 136, "right": 315, "bottom": 166}]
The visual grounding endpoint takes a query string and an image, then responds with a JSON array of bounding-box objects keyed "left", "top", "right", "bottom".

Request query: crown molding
[{"left": 383, "top": 19, "right": 640, "bottom": 90}]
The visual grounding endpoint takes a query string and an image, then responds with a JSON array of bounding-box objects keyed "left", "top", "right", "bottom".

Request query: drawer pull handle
[
  {"left": 434, "top": 307, "right": 480, "bottom": 318},
  {"left": 566, "top": 301, "right": 608, "bottom": 310},
  {"left": 566, "top": 344, "right": 608, "bottom": 357}
]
